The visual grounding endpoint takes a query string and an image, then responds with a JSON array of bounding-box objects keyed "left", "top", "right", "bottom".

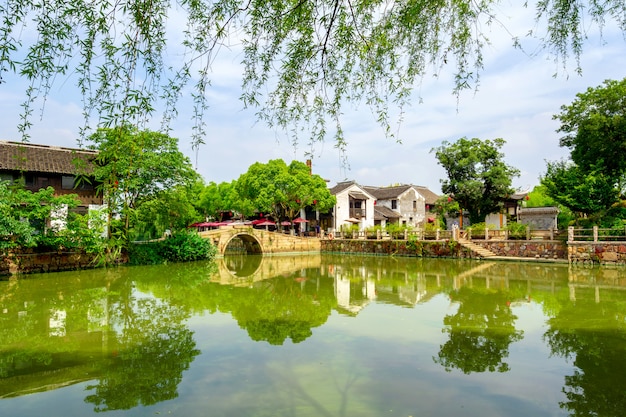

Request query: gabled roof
[
  {"left": 364, "top": 184, "right": 440, "bottom": 205},
  {"left": 519, "top": 207, "right": 560, "bottom": 215},
  {"left": 413, "top": 186, "right": 440, "bottom": 205},
  {"left": 329, "top": 180, "right": 358, "bottom": 195},
  {"left": 0, "top": 141, "right": 98, "bottom": 175},
  {"left": 374, "top": 205, "right": 401, "bottom": 221},
  {"left": 363, "top": 184, "right": 414, "bottom": 200},
  {"left": 330, "top": 180, "right": 439, "bottom": 204}
]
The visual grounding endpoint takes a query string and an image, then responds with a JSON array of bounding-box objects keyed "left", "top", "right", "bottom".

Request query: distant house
[
  {"left": 0, "top": 141, "right": 104, "bottom": 214},
  {"left": 328, "top": 181, "right": 377, "bottom": 231},
  {"left": 329, "top": 181, "right": 439, "bottom": 231},
  {"left": 364, "top": 184, "right": 439, "bottom": 227}
]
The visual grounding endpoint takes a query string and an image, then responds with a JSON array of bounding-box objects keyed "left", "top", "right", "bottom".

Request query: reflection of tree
[
  {"left": 435, "top": 288, "right": 523, "bottom": 374},
  {"left": 85, "top": 324, "right": 199, "bottom": 411},
  {"left": 83, "top": 280, "right": 200, "bottom": 412},
  {"left": 544, "top": 300, "right": 626, "bottom": 417},
  {"left": 234, "top": 273, "right": 336, "bottom": 345}
]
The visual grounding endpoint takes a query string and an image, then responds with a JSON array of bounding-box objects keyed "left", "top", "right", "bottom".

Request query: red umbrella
[
  {"left": 255, "top": 220, "right": 275, "bottom": 226},
  {"left": 281, "top": 220, "right": 292, "bottom": 226},
  {"left": 292, "top": 217, "right": 309, "bottom": 223}
]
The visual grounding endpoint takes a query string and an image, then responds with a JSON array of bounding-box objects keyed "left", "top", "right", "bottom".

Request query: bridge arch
[
  {"left": 223, "top": 232, "right": 264, "bottom": 255},
  {"left": 199, "top": 226, "right": 320, "bottom": 256}
]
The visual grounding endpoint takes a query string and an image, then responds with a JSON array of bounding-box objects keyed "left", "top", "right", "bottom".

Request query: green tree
[
  {"left": 432, "top": 137, "right": 519, "bottom": 224},
  {"left": 199, "top": 180, "right": 248, "bottom": 220},
  {"left": 0, "top": 182, "right": 82, "bottom": 251},
  {"left": 543, "top": 78, "right": 626, "bottom": 216},
  {"left": 555, "top": 78, "right": 626, "bottom": 186},
  {"left": 134, "top": 183, "right": 203, "bottom": 240},
  {"left": 89, "top": 125, "right": 199, "bottom": 240},
  {"left": 236, "top": 159, "right": 335, "bottom": 222},
  {"left": 541, "top": 160, "right": 619, "bottom": 216},
  {"left": 2, "top": 0, "right": 623, "bottom": 146}
]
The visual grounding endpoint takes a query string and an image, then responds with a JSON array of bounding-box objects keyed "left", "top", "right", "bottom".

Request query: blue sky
[{"left": 1, "top": 5, "right": 625, "bottom": 195}]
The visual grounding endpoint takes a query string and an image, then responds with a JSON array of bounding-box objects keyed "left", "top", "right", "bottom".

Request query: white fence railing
[
  {"left": 568, "top": 226, "right": 626, "bottom": 242},
  {"left": 325, "top": 227, "right": 559, "bottom": 241}
]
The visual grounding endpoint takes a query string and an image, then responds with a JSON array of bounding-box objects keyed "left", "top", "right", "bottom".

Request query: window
[
  {"left": 413, "top": 200, "right": 417, "bottom": 210},
  {"left": 62, "top": 176, "right": 75, "bottom": 190},
  {"left": 0, "top": 173, "right": 14, "bottom": 183},
  {"left": 24, "top": 174, "right": 36, "bottom": 187},
  {"left": 391, "top": 199, "right": 397, "bottom": 210}
]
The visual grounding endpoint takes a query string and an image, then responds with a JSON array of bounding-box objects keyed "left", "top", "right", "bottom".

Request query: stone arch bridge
[{"left": 199, "top": 226, "right": 321, "bottom": 256}]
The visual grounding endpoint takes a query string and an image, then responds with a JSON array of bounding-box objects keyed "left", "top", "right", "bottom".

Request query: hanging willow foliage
[{"left": 1, "top": 0, "right": 624, "bottom": 150}]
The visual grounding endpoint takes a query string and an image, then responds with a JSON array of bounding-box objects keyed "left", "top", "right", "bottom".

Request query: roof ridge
[{"left": 0, "top": 140, "right": 98, "bottom": 154}]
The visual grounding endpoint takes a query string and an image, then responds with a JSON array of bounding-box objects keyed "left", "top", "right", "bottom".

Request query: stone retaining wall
[
  {"left": 568, "top": 242, "right": 626, "bottom": 265},
  {"left": 322, "top": 238, "right": 569, "bottom": 260},
  {"left": 321, "top": 239, "right": 472, "bottom": 258},
  {"left": 1, "top": 251, "right": 100, "bottom": 276},
  {"left": 474, "top": 239, "right": 567, "bottom": 259}
]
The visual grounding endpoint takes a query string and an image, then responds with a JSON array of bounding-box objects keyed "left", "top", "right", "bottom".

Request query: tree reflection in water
[
  {"left": 434, "top": 287, "right": 524, "bottom": 373},
  {"left": 544, "top": 298, "right": 626, "bottom": 417},
  {"left": 3, "top": 256, "right": 626, "bottom": 417}
]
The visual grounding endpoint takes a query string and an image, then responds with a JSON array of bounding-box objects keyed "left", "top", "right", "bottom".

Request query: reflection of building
[{"left": 334, "top": 274, "right": 376, "bottom": 314}]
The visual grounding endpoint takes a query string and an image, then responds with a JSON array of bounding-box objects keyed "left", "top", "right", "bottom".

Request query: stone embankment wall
[
  {"left": 1, "top": 251, "right": 100, "bottom": 276},
  {"left": 474, "top": 240, "right": 567, "bottom": 259},
  {"left": 568, "top": 243, "right": 626, "bottom": 265},
  {"left": 321, "top": 239, "right": 471, "bottom": 258},
  {"left": 322, "top": 238, "right": 569, "bottom": 260}
]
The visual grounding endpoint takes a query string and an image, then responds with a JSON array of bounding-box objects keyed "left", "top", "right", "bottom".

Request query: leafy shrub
[
  {"left": 506, "top": 222, "right": 528, "bottom": 240},
  {"left": 467, "top": 222, "right": 497, "bottom": 238},
  {"left": 127, "top": 242, "right": 163, "bottom": 265},
  {"left": 160, "top": 230, "right": 216, "bottom": 262},
  {"left": 128, "top": 230, "right": 216, "bottom": 265}
]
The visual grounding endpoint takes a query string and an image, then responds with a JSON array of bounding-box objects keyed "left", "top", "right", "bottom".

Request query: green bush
[
  {"left": 127, "top": 242, "right": 163, "bottom": 265},
  {"left": 128, "top": 230, "right": 216, "bottom": 265},
  {"left": 506, "top": 222, "right": 528, "bottom": 240},
  {"left": 160, "top": 230, "right": 216, "bottom": 262}
]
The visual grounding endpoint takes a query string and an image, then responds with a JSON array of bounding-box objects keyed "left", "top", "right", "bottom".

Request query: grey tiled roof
[
  {"left": 0, "top": 141, "right": 98, "bottom": 175},
  {"left": 329, "top": 180, "right": 358, "bottom": 195},
  {"left": 374, "top": 205, "right": 401, "bottom": 220}
]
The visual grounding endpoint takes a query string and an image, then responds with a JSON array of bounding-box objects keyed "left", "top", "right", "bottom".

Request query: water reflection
[{"left": 1, "top": 256, "right": 626, "bottom": 416}]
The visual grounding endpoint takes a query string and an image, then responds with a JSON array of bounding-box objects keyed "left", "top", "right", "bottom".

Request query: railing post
[
  {"left": 485, "top": 227, "right": 489, "bottom": 240},
  {"left": 568, "top": 226, "right": 573, "bottom": 242},
  {"left": 593, "top": 226, "right": 598, "bottom": 242},
  {"left": 404, "top": 229, "right": 408, "bottom": 240},
  {"left": 436, "top": 229, "right": 440, "bottom": 240},
  {"left": 527, "top": 227, "right": 531, "bottom": 240}
]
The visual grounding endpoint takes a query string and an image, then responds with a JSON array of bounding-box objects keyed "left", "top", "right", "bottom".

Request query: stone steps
[{"left": 457, "top": 238, "right": 497, "bottom": 258}]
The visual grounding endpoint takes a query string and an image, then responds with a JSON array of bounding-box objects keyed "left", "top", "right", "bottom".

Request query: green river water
[{"left": 1, "top": 254, "right": 625, "bottom": 417}]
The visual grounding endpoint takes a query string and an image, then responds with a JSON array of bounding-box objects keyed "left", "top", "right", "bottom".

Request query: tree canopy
[
  {"left": 542, "top": 78, "right": 626, "bottom": 216},
  {"left": 235, "top": 159, "right": 335, "bottom": 221},
  {"left": 89, "top": 125, "right": 199, "bottom": 239},
  {"left": 2, "top": 0, "right": 625, "bottom": 148},
  {"left": 432, "top": 137, "right": 519, "bottom": 224}
]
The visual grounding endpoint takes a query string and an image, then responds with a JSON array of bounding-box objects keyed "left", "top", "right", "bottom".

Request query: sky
[{"left": 1, "top": 5, "right": 625, "bottom": 195}]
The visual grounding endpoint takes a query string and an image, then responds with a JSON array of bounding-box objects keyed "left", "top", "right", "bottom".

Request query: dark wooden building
[{"left": 0, "top": 141, "right": 103, "bottom": 212}]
